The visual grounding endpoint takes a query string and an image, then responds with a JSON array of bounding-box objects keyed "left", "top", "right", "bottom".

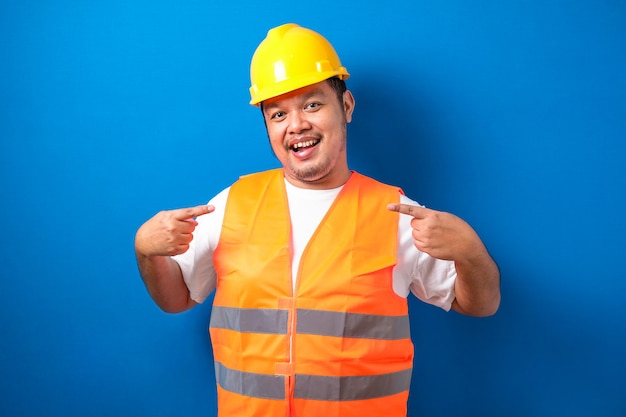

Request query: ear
[{"left": 343, "top": 90, "right": 356, "bottom": 123}]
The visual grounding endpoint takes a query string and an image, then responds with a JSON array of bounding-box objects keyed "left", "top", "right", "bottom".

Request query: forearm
[
  {"left": 135, "top": 252, "right": 197, "bottom": 313},
  {"left": 451, "top": 248, "right": 501, "bottom": 317}
]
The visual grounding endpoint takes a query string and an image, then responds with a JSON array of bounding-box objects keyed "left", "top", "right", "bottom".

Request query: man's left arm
[{"left": 387, "top": 203, "right": 500, "bottom": 317}]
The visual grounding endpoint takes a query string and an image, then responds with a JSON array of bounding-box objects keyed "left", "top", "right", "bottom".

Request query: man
[{"left": 135, "top": 23, "right": 500, "bottom": 417}]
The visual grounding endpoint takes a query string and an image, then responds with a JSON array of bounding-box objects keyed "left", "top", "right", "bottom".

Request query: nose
[{"left": 287, "top": 110, "right": 311, "bottom": 134}]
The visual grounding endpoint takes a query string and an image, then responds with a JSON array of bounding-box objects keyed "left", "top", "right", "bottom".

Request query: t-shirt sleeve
[
  {"left": 171, "top": 187, "right": 229, "bottom": 304},
  {"left": 395, "top": 194, "right": 457, "bottom": 311}
]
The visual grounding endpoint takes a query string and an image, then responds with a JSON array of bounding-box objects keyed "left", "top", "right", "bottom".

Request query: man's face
[{"left": 262, "top": 80, "right": 355, "bottom": 189}]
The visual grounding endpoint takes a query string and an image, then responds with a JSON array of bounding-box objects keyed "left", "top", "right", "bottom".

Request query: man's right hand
[{"left": 135, "top": 205, "right": 214, "bottom": 257}]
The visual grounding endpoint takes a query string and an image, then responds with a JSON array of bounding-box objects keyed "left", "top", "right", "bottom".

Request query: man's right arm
[{"left": 134, "top": 205, "right": 213, "bottom": 313}]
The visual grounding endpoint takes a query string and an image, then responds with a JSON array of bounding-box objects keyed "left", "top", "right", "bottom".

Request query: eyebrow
[{"left": 263, "top": 89, "right": 325, "bottom": 112}]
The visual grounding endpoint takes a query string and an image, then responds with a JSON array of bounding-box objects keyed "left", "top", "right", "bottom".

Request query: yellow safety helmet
[{"left": 249, "top": 23, "right": 350, "bottom": 106}]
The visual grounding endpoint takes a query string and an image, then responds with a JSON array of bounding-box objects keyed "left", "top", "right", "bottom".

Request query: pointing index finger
[
  {"left": 386, "top": 203, "right": 428, "bottom": 218},
  {"left": 176, "top": 205, "right": 214, "bottom": 221}
]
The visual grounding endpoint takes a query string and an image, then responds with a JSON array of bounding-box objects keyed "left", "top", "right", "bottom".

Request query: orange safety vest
[{"left": 211, "top": 169, "right": 414, "bottom": 417}]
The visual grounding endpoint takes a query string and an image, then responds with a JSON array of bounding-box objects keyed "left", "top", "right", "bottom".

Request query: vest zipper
[{"left": 288, "top": 237, "right": 297, "bottom": 416}]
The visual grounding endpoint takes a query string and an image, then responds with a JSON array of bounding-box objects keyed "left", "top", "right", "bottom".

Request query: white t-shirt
[{"left": 173, "top": 180, "right": 457, "bottom": 311}]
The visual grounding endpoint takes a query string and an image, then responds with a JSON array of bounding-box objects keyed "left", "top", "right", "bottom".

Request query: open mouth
[{"left": 291, "top": 139, "right": 320, "bottom": 152}]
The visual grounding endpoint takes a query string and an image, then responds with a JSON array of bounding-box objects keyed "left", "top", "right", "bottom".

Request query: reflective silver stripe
[
  {"left": 296, "top": 309, "right": 410, "bottom": 340},
  {"left": 210, "top": 306, "right": 409, "bottom": 340},
  {"left": 215, "top": 362, "right": 285, "bottom": 400},
  {"left": 294, "top": 369, "right": 412, "bottom": 401},
  {"left": 210, "top": 306, "right": 288, "bottom": 334},
  {"left": 215, "top": 362, "right": 411, "bottom": 402}
]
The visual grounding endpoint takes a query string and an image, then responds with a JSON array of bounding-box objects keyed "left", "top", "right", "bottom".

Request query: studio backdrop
[{"left": 1, "top": 1, "right": 625, "bottom": 416}]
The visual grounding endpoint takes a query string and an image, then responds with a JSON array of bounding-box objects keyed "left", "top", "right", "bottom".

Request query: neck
[{"left": 283, "top": 167, "right": 352, "bottom": 190}]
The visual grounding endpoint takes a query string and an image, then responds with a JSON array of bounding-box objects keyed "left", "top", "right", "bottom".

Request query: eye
[
  {"left": 305, "top": 102, "right": 321, "bottom": 111},
  {"left": 270, "top": 111, "right": 286, "bottom": 120}
]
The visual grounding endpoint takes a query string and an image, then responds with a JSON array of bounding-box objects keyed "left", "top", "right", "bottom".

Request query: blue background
[{"left": 1, "top": 1, "right": 625, "bottom": 416}]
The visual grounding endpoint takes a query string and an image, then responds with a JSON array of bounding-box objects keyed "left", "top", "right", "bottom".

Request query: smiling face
[{"left": 262, "top": 80, "right": 356, "bottom": 189}]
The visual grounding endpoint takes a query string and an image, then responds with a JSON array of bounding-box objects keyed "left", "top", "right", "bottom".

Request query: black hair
[{"left": 325, "top": 76, "right": 347, "bottom": 105}]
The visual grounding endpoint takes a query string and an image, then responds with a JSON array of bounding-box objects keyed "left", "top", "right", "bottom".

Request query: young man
[{"left": 135, "top": 23, "right": 500, "bottom": 417}]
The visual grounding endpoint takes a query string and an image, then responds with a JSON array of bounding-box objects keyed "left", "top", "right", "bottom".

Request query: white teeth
[{"left": 292, "top": 140, "right": 319, "bottom": 150}]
